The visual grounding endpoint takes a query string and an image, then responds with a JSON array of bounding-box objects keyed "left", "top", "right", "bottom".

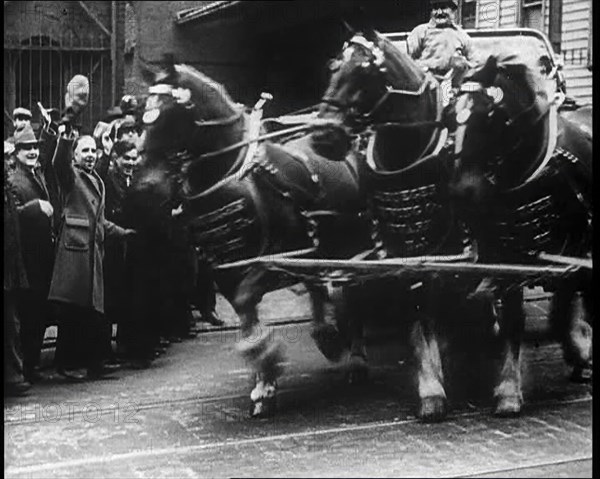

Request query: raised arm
[
  {"left": 94, "top": 151, "right": 111, "bottom": 181},
  {"left": 52, "top": 134, "right": 76, "bottom": 193}
]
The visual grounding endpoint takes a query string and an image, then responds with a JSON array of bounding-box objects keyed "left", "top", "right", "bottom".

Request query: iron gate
[{"left": 4, "top": 32, "right": 112, "bottom": 138}]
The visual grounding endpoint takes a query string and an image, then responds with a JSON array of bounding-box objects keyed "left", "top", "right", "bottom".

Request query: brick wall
[{"left": 127, "top": 1, "right": 425, "bottom": 114}]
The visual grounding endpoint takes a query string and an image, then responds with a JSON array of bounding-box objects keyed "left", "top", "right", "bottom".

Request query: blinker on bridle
[
  {"left": 322, "top": 34, "right": 436, "bottom": 125},
  {"left": 320, "top": 35, "right": 386, "bottom": 118},
  {"left": 455, "top": 82, "right": 504, "bottom": 125}
]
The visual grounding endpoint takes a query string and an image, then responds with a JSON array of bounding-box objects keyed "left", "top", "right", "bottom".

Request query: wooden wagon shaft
[
  {"left": 215, "top": 247, "right": 318, "bottom": 270},
  {"left": 538, "top": 252, "right": 593, "bottom": 270},
  {"left": 215, "top": 251, "right": 472, "bottom": 271},
  {"left": 254, "top": 258, "right": 580, "bottom": 278}
]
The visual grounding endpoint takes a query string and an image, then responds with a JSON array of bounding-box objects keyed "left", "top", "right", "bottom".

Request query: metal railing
[{"left": 4, "top": 32, "right": 112, "bottom": 138}]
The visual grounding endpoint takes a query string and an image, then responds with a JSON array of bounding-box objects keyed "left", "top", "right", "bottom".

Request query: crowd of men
[
  {"left": 4, "top": 75, "right": 223, "bottom": 397},
  {"left": 5, "top": 0, "right": 476, "bottom": 397}
]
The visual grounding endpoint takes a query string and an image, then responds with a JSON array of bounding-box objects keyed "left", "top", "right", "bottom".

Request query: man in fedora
[
  {"left": 8, "top": 123, "right": 56, "bottom": 383},
  {"left": 407, "top": 0, "right": 474, "bottom": 81}
]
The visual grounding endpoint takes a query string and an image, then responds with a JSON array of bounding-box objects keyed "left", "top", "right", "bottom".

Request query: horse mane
[
  {"left": 174, "top": 63, "right": 241, "bottom": 113},
  {"left": 376, "top": 33, "right": 427, "bottom": 92}
]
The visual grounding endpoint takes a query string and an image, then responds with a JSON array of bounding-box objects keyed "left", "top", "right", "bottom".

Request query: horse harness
[
  {"left": 324, "top": 36, "right": 466, "bottom": 259},
  {"left": 452, "top": 81, "right": 592, "bottom": 258},
  {"left": 149, "top": 85, "right": 361, "bottom": 266}
]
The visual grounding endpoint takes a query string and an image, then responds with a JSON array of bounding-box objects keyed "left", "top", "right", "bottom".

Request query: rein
[{"left": 194, "top": 107, "right": 245, "bottom": 127}]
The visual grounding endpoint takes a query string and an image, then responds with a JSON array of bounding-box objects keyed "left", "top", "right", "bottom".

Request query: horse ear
[
  {"left": 470, "top": 55, "right": 498, "bottom": 87},
  {"left": 362, "top": 27, "right": 378, "bottom": 43},
  {"left": 161, "top": 53, "right": 179, "bottom": 84},
  {"left": 138, "top": 59, "right": 159, "bottom": 86},
  {"left": 371, "top": 30, "right": 386, "bottom": 48},
  {"left": 341, "top": 19, "right": 356, "bottom": 37}
]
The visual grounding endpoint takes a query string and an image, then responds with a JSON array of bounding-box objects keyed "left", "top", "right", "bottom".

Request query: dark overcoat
[
  {"left": 48, "top": 137, "right": 127, "bottom": 313},
  {"left": 8, "top": 161, "right": 55, "bottom": 293},
  {"left": 4, "top": 161, "right": 28, "bottom": 291}
]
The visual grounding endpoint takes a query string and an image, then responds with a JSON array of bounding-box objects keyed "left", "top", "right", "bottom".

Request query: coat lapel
[
  {"left": 33, "top": 168, "right": 50, "bottom": 199},
  {"left": 79, "top": 168, "right": 104, "bottom": 200}
]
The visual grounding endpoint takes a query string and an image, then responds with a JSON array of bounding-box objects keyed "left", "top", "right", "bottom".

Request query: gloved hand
[{"left": 61, "top": 75, "right": 90, "bottom": 125}]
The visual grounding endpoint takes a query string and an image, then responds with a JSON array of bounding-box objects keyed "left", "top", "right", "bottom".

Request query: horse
[
  {"left": 318, "top": 31, "right": 489, "bottom": 422},
  {"left": 128, "top": 58, "right": 373, "bottom": 417},
  {"left": 449, "top": 53, "right": 593, "bottom": 415}
]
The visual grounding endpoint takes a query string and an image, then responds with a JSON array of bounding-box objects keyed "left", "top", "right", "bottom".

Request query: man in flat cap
[
  {"left": 6, "top": 107, "right": 33, "bottom": 147},
  {"left": 4, "top": 135, "right": 31, "bottom": 396},
  {"left": 12, "top": 107, "right": 32, "bottom": 132}
]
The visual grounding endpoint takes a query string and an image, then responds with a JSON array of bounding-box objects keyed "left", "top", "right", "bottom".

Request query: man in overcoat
[
  {"left": 101, "top": 139, "right": 141, "bottom": 364},
  {"left": 8, "top": 124, "right": 55, "bottom": 383},
  {"left": 49, "top": 130, "right": 135, "bottom": 380}
]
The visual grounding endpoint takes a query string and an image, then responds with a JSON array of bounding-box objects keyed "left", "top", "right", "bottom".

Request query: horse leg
[
  {"left": 493, "top": 289, "right": 524, "bottom": 417},
  {"left": 341, "top": 285, "right": 368, "bottom": 385},
  {"left": 233, "top": 268, "right": 285, "bottom": 418},
  {"left": 307, "top": 283, "right": 345, "bottom": 362},
  {"left": 411, "top": 308, "right": 447, "bottom": 422},
  {"left": 348, "top": 317, "right": 368, "bottom": 385},
  {"left": 550, "top": 284, "right": 593, "bottom": 383}
]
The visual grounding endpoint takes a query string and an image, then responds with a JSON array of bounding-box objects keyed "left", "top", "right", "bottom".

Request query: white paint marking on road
[{"left": 5, "top": 397, "right": 592, "bottom": 476}]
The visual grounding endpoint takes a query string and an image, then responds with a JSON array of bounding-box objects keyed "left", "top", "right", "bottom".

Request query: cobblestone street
[{"left": 4, "top": 289, "right": 593, "bottom": 478}]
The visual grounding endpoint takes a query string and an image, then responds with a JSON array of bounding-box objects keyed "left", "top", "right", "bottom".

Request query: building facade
[
  {"left": 459, "top": 0, "right": 592, "bottom": 103},
  {"left": 4, "top": 1, "right": 127, "bottom": 137},
  {"left": 126, "top": 1, "right": 428, "bottom": 115}
]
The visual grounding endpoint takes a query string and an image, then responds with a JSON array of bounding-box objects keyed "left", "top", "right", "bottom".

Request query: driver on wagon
[{"left": 407, "top": 0, "right": 474, "bottom": 84}]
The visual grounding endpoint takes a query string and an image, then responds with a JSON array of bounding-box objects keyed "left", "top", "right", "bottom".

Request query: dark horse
[
  {"left": 129, "top": 60, "right": 372, "bottom": 417},
  {"left": 319, "top": 31, "right": 487, "bottom": 421},
  {"left": 450, "top": 53, "right": 593, "bottom": 415}
]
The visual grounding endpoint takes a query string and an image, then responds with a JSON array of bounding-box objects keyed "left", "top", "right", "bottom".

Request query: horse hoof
[
  {"left": 570, "top": 365, "right": 592, "bottom": 383},
  {"left": 494, "top": 396, "right": 522, "bottom": 417},
  {"left": 250, "top": 397, "right": 276, "bottom": 418},
  {"left": 347, "top": 356, "right": 369, "bottom": 386},
  {"left": 418, "top": 396, "right": 447, "bottom": 423},
  {"left": 311, "top": 323, "right": 345, "bottom": 362}
]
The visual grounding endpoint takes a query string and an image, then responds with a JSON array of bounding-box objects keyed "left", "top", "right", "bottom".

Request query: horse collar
[{"left": 507, "top": 102, "right": 559, "bottom": 189}]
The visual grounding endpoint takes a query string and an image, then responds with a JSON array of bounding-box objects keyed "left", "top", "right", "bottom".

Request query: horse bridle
[
  {"left": 143, "top": 83, "right": 251, "bottom": 199},
  {"left": 321, "top": 35, "right": 438, "bottom": 127},
  {"left": 452, "top": 80, "right": 551, "bottom": 184}
]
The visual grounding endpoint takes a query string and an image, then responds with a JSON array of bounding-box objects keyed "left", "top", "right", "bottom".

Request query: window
[
  {"left": 460, "top": 0, "right": 476, "bottom": 29},
  {"left": 547, "top": 0, "right": 563, "bottom": 53},
  {"left": 521, "top": 0, "right": 543, "bottom": 32}
]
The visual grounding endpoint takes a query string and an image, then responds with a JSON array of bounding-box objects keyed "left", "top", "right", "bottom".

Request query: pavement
[
  {"left": 41, "top": 286, "right": 314, "bottom": 348},
  {"left": 4, "top": 287, "right": 592, "bottom": 478}
]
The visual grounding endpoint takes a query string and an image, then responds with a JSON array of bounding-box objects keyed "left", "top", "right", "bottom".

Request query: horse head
[
  {"left": 131, "top": 55, "right": 247, "bottom": 226},
  {"left": 320, "top": 30, "right": 437, "bottom": 128},
  {"left": 450, "top": 53, "right": 550, "bottom": 211}
]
